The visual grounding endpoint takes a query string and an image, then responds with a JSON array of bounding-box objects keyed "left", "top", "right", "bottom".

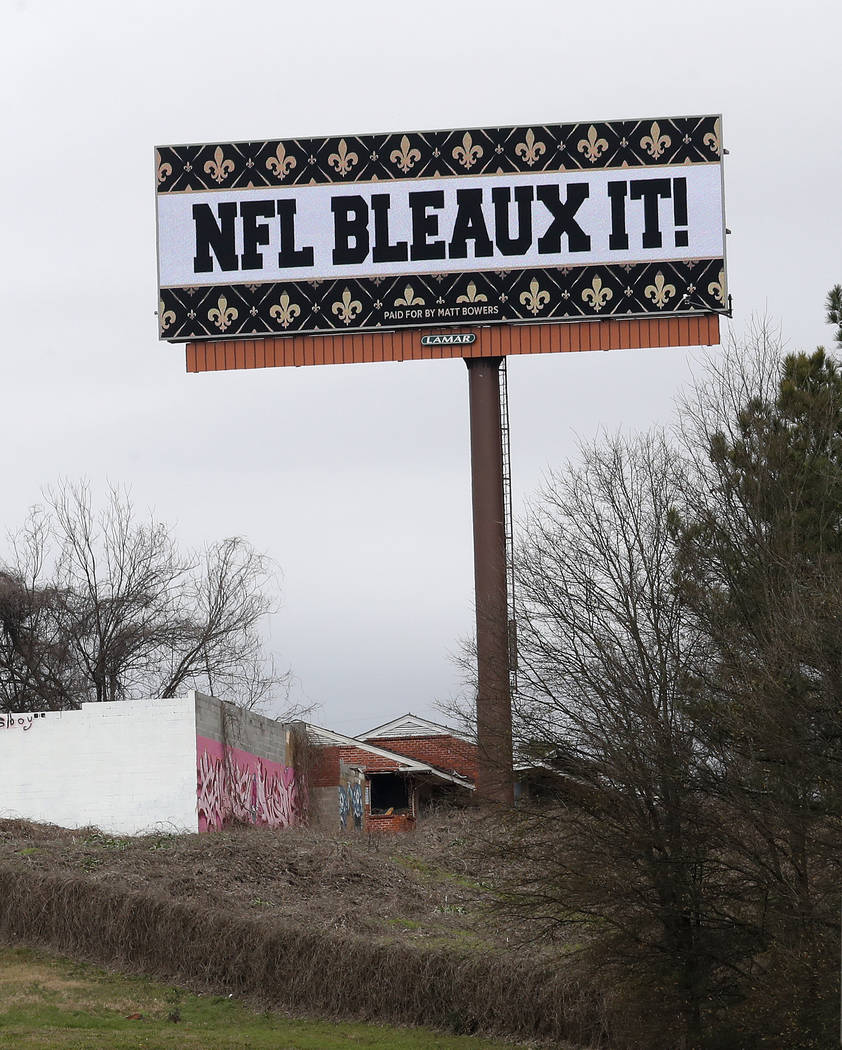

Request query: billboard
[{"left": 156, "top": 115, "right": 726, "bottom": 341}]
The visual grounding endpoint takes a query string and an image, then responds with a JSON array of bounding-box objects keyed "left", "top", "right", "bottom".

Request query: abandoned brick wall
[
  {"left": 309, "top": 745, "right": 340, "bottom": 787},
  {"left": 336, "top": 746, "right": 402, "bottom": 772},
  {"left": 308, "top": 747, "right": 368, "bottom": 831},
  {"left": 309, "top": 736, "right": 476, "bottom": 833},
  {"left": 308, "top": 745, "right": 341, "bottom": 829},
  {"left": 367, "top": 812, "right": 416, "bottom": 833},
  {"left": 365, "top": 735, "right": 478, "bottom": 782},
  {"left": 332, "top": 747, "right": 414, "bottom": 830}
]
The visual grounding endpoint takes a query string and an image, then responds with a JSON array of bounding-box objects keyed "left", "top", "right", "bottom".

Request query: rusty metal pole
[{"left": 465, "top": 355, "right": 514, "bottom": 804}]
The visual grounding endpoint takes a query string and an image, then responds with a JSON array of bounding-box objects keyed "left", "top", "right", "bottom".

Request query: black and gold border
[
  {"left": 158, "top": 260, "right": 727, "bottom": 341},
  {"left": 156, "top": 115, "right": 722, "bottom": 193}
]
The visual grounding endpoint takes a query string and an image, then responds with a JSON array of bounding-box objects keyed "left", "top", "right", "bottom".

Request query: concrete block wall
[
  {"left": 195, "top": 693, "right": 287, "bottom": 764},
  {"left": 308, "top": 786, "right": 340, "bottom": 828},
  {"left": 0, "top": 698, "right": 199, "bottom": 835},
  {"left": 194, "top": 693, "right": 299, "bottom": 832}
]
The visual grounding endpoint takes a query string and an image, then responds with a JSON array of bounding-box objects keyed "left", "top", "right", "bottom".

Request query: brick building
[
  {"left": 360, "top": 714, "right": 478, "bottom": 781},
  {"left": 308, "top": 714, "right": 477, "bottom": 832}
]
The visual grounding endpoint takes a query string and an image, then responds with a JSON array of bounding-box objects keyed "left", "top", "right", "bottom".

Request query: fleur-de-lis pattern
[
  {"left": 269, "top": 291, "right": 301, "bottom": 328},
  {"left": 645, "top": 271, "right": 677, "bottom": 309},
  {"left": 577, "top": 125, "right": 609, "bottom": 163},
  {"left": 707, "top": 269, "right": 727, "bottom": 306},
  {"left": 456, "top": 281, "right": 488, "bottom": 304},
  {"left": 158, "top": 299, "right": 176, "bottom": 333},
  {"left": 327, "top": 138, "right": 359, "bottom": 177},
  {"left": 395, "top": 285, "right": 425, "bottom": 306},
  {"left": 514, "top": 128, "right": 546, "bottom": 167},
  {"left": 390, "top": 135, "right": 421, "bottom": 174},
  {"left": 156, "top": 150, "right": 172, "bottom": 186},
  {"left": 159, "top": 260, "right": 726, "bottom": 340},
  {"left": 266, "top": 143, "right": 296, "bottom": 179},
  {"left": 157, "top": 115, "right": 721, "bottom": 191},
  {"left": 208, "top": 295, "right": 238, "bottom": 331},
  {"left": 640, "top": 121, "right": 671, "bottom": 160},
  {"left": 203, "top": 146, "right": 235, "bottom": 184},
  {"left": 519, "top": 278, "right": 551, "bottom": 315},
  {"left": 331, "top": 287, "right": 363, "bottom": 325},
  {"left": 452, "top": 132, "right": 483, "bottom": 170},
  {"left": 703, "top": 117, "right": 722, "bottom": 156},
  {"left": 581, "top": 276, "right": 613, "bottom": 313}
]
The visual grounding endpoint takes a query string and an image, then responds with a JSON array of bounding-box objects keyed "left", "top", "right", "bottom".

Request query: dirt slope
[{"left": 0, "top": 812, "right": 516, "bottom": 953}]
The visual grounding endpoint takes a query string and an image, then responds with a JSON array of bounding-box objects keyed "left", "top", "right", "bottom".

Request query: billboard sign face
[{"left": 156, "top": 115, "right": 726, "bottom": 341}]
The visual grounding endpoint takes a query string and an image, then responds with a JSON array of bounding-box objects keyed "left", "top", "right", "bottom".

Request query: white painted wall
[{"left": 0, "top": 697, "right": 199, "bottom": 835}]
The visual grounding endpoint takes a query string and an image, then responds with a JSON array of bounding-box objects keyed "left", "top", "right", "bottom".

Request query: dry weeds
[
  {"left": 0, "top": 812, "right": 508, "bottom": 949},
  {"left": 0, "top": 813, "right": 603, "bottom": 1046}
]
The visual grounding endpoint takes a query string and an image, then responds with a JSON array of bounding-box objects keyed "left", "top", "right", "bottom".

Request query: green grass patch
[
  {"left": 0, "top": 945, "right": 528, "bottom": 1050},
  {"left": 392, "top": 855, "right": 440, "bottom": 878},
  {"left": 391, "top": 854, "right": 496, "bottom": 896}
]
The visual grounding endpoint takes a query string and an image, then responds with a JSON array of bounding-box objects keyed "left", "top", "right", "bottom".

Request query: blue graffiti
[
  {"left": 338, "top": 785, "right": 350, "bottom": 829},
  {"left": 349, "top": 782, "right": 363, "bottom": 829}
]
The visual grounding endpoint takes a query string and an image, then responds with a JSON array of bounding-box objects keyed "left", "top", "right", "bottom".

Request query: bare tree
[
  {"left": 155, "top": 536, "right": 279, "bottom": 706},
  {"left": 0, "top": 482, "right": 291, "bottom": 713},
  {"left": 493, "top": 322, "right": 841, "bottom": 1048},
  {"left": 47, "top": 482, "right": 188, "bottom": 704},
  {"left": 494, "top": 431, "right": 748, "bottom": 1047},
  {"left": 0, "top": 507, "right": 82, "bottom": 711}
]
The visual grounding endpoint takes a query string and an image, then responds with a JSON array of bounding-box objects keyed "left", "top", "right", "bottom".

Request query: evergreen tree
[
  {"left": 826, "top": 283, "right": 842, "bottom": 348},
  {"left": 676, "top": 338, "right": 842, "bottom": 1047}
]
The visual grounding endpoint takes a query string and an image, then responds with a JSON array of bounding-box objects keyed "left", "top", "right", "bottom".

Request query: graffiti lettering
[
  {"left": 338, "top": 782, "right": 364, "bottom": 831},
  {"left": 196, "top": 744, "right": 301, "bottom": 832},
  {"left": 0, "top": 712, "right": 41, "bottom": 731}
]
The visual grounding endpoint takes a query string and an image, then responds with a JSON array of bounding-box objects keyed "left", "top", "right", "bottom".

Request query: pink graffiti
[{"left": 196, "top": 736, "right": 300, "bottom": 832}]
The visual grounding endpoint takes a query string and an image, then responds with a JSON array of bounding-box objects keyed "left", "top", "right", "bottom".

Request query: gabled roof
[
  {"left": 357, "top": 712, "right": 475, "bottom": 745},
  {"left": 305, "top": 723, "right": 473, "bottom": 790}
]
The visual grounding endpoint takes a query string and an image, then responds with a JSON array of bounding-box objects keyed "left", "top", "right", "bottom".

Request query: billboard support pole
[{"left": 465, "top": 354, "right": 514, "bottom": 805}]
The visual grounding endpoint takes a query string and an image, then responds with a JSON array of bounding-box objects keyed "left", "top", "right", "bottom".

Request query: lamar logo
[{"left": 421, "top": 333, "right": 477, "bottom": 346}]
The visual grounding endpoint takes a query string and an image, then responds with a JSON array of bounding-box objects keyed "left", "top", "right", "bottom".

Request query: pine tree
[
  {"left": 826, "top": 284, "right": 842, "bottom": 347},
  {"left": 675, "top": 339, "right": 842, "bottom": 1047}
]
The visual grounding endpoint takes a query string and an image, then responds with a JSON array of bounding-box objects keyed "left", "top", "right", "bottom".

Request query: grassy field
[{"left": 0, "top": 945, "right": 533, "bottom": 1050}]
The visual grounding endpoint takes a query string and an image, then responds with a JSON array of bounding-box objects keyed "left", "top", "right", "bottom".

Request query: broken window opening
[{"left": 369, "top": 772, "right": 410, "bottom": 814}]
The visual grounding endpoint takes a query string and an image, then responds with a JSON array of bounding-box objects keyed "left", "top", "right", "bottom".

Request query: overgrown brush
[{"left": 0, "top": 864, "right": 603, "bottom": 1047}]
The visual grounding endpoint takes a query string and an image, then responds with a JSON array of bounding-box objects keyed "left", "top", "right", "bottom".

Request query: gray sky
[{"left": 2, "top": 0, "right": 839, "bottom": 734}]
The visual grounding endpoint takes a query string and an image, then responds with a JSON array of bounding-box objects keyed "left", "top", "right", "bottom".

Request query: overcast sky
[{"left": 2, "top": 0, "right": 839, "bottom": 734}]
